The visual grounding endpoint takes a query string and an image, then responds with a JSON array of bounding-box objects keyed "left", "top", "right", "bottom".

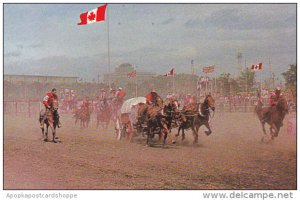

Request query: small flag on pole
[
  {"left": 251, "top": 63, "right": 263, "bottom": 71},
  {"left": 78, "top": 4, "right": 107, "bottom": 25},
  {"left": 164, "top": 68, "right": 174, "bottom": 76},
  {"left": 203, "top": 66, "right": 215, "bottom": 73},
  {"left": 127, "top": 70, "right": 137, "bottom": 78}
]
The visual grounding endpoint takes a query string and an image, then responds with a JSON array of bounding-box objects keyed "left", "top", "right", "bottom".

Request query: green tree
[
  {"left": 282, "top": 64, "right": 296, "bottom": 101},
  {"left": 217, "top": 73, "right": 231, "bottom": 95},
  {"left": 237, "top": 68, "right": 255, "bottom": 93},
  {"left": 115, "top": 63, "right": 134, "bottom": 74},
  {"left": 282, "top": 64, "right": 296, "bottom": 90}
]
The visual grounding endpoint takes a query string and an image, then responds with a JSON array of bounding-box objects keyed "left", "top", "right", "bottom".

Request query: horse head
[
  {"left": 204, "top": 94, "right": 215, "bottom": 111},
  {"left": 156, "top": 96, "right": 164, "bottom": 108},
  {"left": 277, "top": 97, "right": 289, "bottom": 114},
  {"left": 254, "top": 99, "right": 263, "bottom": 113},
  {"left": 172, "top": 100, "right": 179, "bottom": 110},
  {"left": 51, "top": 99, "right": 59, "bottom": 111}
]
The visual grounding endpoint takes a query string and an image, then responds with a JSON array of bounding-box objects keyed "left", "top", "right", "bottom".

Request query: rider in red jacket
[
  {"left": 115, "top": 87, "right": 126, "bottom": 107},
  {"left": 146, "top": 89, "right": 159, "bottom": 105},
  {"left": 262, "top": 87, "right": 284, "bottom": 125},
  {"left": 40, "top": 88, "right": 62, "bottom": 128}
]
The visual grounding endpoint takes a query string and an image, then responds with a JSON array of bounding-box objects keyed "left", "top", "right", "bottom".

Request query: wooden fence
[
  {"left": 4, "top": 101, "right": 42, "bottom": 117},
  {"left": 3, "top": 100, "right": 262, "bottom": 117}
]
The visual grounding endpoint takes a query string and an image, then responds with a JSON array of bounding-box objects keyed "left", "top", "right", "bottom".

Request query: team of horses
[
  {"left": 39, "top": 93, "right": 290, "bottom": 144},
  {"left": 118, "top": 94, "right": 216, "bottom": 146}
]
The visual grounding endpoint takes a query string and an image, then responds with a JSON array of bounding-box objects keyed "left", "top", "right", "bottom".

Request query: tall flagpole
[
  {"left": 106, "top": 4, "right": 111, "bottom": 88},
  {"left": 134, "top": 67, "right": 138, "bottom": 97},
  {"left": 245, "top": 59, "right": 248, "bottom": 94},
  {"left": 172, "top": 74, "right": 175, "bottom": 94},
  {"left": 260, "top": 68, "right": 263, "bottom": 97},
  {"left": 135, "top": 75, "right": 138, "bottom": 97}
]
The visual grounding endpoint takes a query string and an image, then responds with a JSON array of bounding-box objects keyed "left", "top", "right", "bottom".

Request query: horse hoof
[
  {"left": 52, "top": 140, "right": 57, "bottom": 143},
  {"left": 172, "top": 140, "right": 176, "bottom": 144},
  {"left": 193, "top": 140, "right": 199, "bottom": 145},
  {"left": 205, "top": 131, "right": 211, "bottom": 136},
  {"left": 44, "top": 138, "right": 49, "bottom": 142}
]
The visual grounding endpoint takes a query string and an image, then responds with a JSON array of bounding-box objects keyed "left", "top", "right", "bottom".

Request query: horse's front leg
[
  {"left": 44, "top": 125, "right": 49, "bottom": 142},
  {"left": 163, "top": 129, "right": 168, "bottom": 145},
  {"left": 191, "top": 125, "right": 198, "bottom": 144},
  {"left": 261, "top": 122, "right": 267, "bottom": 135},
  {"left": 270, "top": 123, "right": 279, "bottom": 140},
  {"left": 126, "top": 124, "right": 134, "bottom": 142},
  {"left": 175, "top": 126, "right": 181, "bottom": 137},
  {"left": 161, "top": 124, "right": 169, "bottom": 145},
  {"left": 41, "top": 126, "right": 45, "bottom": 139},
  {"left": 204, "top": 122, "right": 212, "bottom": 136},
  {"left": 49, "top": 123, "right": 57, "bottom": 143},
  {"left": 181, "top": 127, "right": 185, "bottom": 141},
  {"left": 53, "top": 125, "right": 58, "bottom": 142}
]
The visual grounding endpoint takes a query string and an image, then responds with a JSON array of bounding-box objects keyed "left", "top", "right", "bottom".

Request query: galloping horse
[
  {"left": 255, "top": 97, "right": 288, "bottom": 140},
  {"left": 137, "top": 96, "right": 171, "bottom": 145},
  {"left": 96, "top": 99, "right": 112, "bottom": 130},
  {"left": 176, "top": 94, "right": 215, "bottom": 144},
  {"left": 39, "top": 99, "right": 59, "bottom": 143},
  {"left": 74, "top": 105, "right": 91, "bottom": 128},
  {"left": 163, "top": 99, "right": 186, "bottom": 143}
]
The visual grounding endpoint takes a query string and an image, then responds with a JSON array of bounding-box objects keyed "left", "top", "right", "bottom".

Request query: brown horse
[
  {"left": 176, "top": 94, "right": 215, "bottom": 144},
  {"left": 74, "top": 106, "right": 91, "bottom": 128},
  {"left": 136, "top": 96, "right": 171, "bottom": 146},
  {"left": 255, "top": 98, "right": 289, "bottom": 140},
  {"left": 39, "top": 99, "right": 59, "bottom": 143},
  {"left": 96, "top": 99, "right": 112, "bottom": 130}
]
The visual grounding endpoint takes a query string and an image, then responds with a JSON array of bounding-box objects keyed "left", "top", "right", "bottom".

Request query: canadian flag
[
  {"left": 251, "top": 63, "right": 263, "bottom": 71},
  {"left": 78, "top": 4, "right": 107, "bottom": 25},
  {"left": 164, "top": 68, "right": 174, "bottom": 76},
  {"left": 127, "top": 70, "right": 137, "bottom": 78}
]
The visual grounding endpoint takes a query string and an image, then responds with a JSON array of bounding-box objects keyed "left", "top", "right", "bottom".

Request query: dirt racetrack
[{"left": 4, "top": 112, "right": 296, "bottom": 190}]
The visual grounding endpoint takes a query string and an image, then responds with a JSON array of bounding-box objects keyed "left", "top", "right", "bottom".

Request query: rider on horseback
[
  {"left": 146, "top": 89, "right": 160, "bottom": 106},
  {"left": 115, "top": 87, "right": 126, "bottom": 104},
  {"left": 262, "top": 87, "right": 285, "bottom": 126},
  {"left": 99, "top": 88, "right": 107, "bottom": 101},
  {"left": 40, "top": 88, "right": 62, "bottom": 128},
  {"left": 81, "top": 96, "right": 90, "bottom": 111}
]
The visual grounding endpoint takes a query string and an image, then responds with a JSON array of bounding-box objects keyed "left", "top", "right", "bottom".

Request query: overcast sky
[{"left": 3, "top": 3, "right": 296, "bottom": 81}]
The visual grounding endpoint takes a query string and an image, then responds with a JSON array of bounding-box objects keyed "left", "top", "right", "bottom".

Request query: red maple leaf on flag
[{"left": 88, "top": 12, "right": 96, "bottom": 21}]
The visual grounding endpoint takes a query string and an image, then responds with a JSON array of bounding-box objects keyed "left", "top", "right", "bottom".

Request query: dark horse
[
  {"left": 163, "top": 99, "right": 181, "bottom": 129},
  {"left": 176, "top": 94, "right": 215, "bottom": 144},
  {"left": 136, "top": 96, "right": 171, "bottom": 146},
  {"left": 39, "top": 99, "right": 59, "bottom": 143},
  {"left": 255, "top": 97, "right": 289, "bottom": 141}
]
